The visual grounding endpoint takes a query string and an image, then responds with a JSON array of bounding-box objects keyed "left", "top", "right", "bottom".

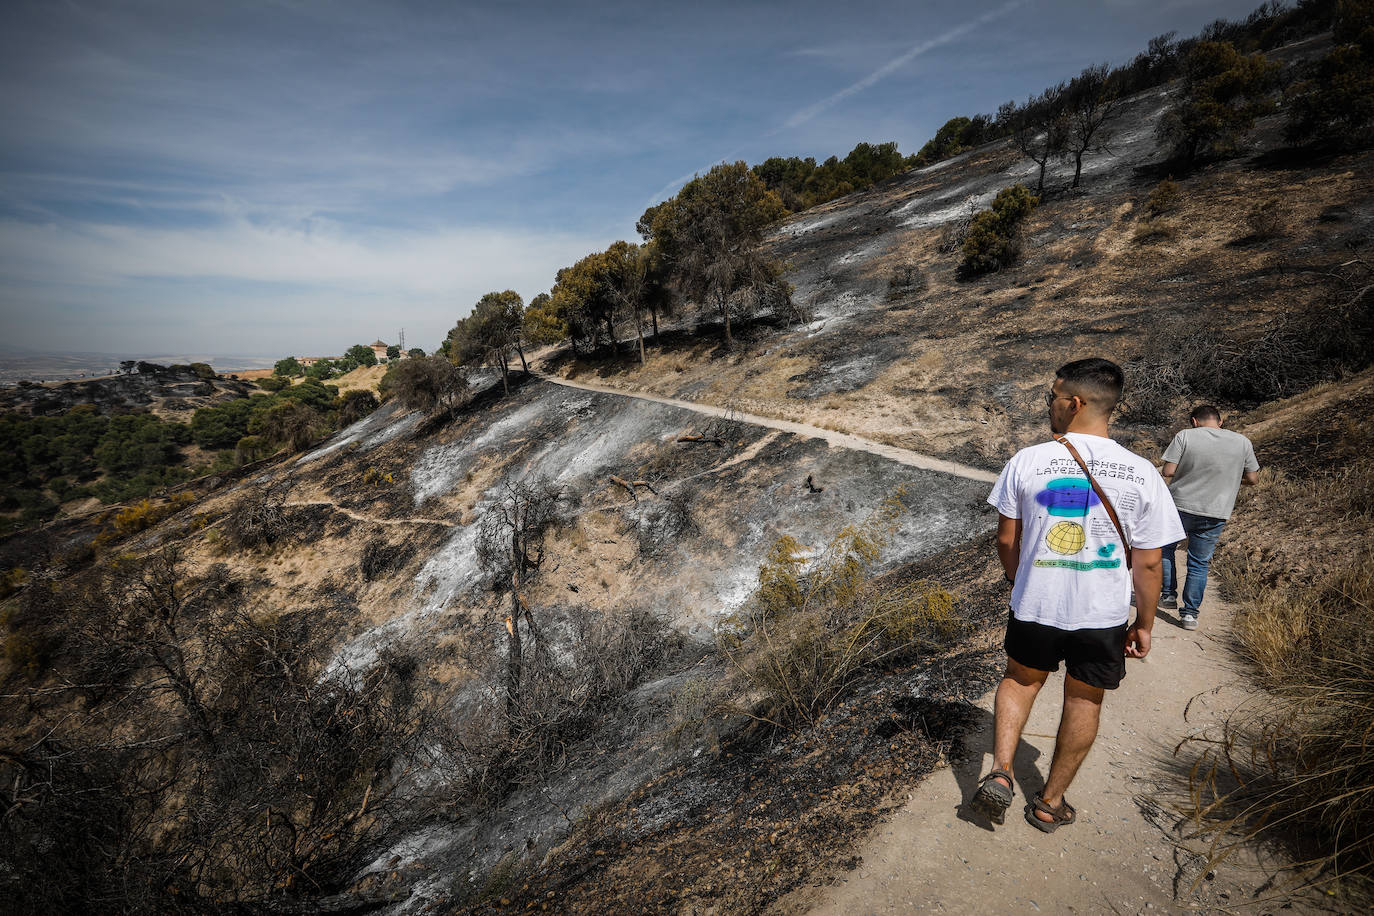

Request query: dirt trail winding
[
  {"left": 284, "top": 500, "right": 457, "bottom": 528},
  {"left": 533, "top": 372, "right": 999, "bottom": 484},
  {"left": 780, "top": 597, "right": 1319, "bottom": 915}
]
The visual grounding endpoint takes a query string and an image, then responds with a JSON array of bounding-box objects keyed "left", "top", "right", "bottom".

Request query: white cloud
[{"left": 0, "top": 215, "right": 610, "bottom": 354}]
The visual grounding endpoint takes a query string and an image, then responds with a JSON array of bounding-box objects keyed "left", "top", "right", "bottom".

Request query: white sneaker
[{"left": 1181, "top": 615, "right": 1199, "bottom": 630}]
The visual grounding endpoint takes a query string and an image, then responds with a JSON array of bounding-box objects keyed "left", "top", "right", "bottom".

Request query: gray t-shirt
[{"left": 1161, "top": 427, "right": 1259, "bottom": 520}]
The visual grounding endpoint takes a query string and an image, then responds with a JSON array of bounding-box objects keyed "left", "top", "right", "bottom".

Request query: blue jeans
[{"left": 1161, "top": 511, "right": 1227, "bottom": 617}]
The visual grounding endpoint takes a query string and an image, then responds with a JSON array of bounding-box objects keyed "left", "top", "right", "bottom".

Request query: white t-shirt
[{"left": 987, "top": 433, "right": 1184, "bottom": 630}]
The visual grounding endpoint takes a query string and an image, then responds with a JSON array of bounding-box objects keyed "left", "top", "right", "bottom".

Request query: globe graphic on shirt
[{"left": 1045, "top": 521, "right": 1086, "bottom": 555}]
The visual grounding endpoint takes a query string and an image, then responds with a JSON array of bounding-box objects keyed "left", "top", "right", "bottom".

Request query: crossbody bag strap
[{"left": 1053, "top": 434, "right": 1134, "bottom": 570}]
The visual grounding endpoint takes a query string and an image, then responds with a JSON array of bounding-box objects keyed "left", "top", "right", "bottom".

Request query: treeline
[
  {"left": 430, "top": 159, "right": 795, "bottom": 383},
  {"left": 0, "top": 409, "right": 194, "bottom": 532},
  {"left": 935, "top": 0, "right": 1372, "bottom": 279},
  {"left": 0, "top": 375, "right": 381, "bottom": 534},
  {"left": 751, "top": 141, "right": 919, "bottom": 211},
  {"left": 271, "top": 342, "right": 426, "bottom": 384},
  {"left": 917, "top": 0, "right": 1370, "bottom": 184}
]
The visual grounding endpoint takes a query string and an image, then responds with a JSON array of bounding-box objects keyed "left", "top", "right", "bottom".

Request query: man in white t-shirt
[{"left": 971, "top": 358, "right": 1184, "bottom": 832}]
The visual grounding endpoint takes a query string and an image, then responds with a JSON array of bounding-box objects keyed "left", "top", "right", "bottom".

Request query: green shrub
[
  {"left": 192, "top": 399, "right": 258, "bottom": 448},
  {"left": 1284, "top": 1, "right": 1374, "bottom": 150},
  {"left": 256, "top": 375, "right": 289, "bottom": 392},
  {"left": 273, "top": 356, "right": 302, "bottom": 377},
  {"left": 234, "top": 435, "right": 267, "bottom": 465},
  {"left": 336, "top": 389, "right": 379, "bottom": 426},
  {"left": 111, "top": 492, "right": 196, "bottom": 536},
  {"left": 959, "top": 185, "right": 1038, "bottom": 276},
  {"left": 1158, "top": 41, "right": 1280, "bottom": 164},
  {"left": 719, "top": 489, "right": 963, "bottom": 728}
]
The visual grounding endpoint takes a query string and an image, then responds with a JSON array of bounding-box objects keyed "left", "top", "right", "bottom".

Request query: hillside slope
[
  {"left": 544, "top": 34, "right": 1371, "bottom": 471},
  {"left": 3, "top": 32, "right": 1372, "bottom": 916}
]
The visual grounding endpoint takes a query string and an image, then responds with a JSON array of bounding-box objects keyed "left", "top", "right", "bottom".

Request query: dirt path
[
  {"left": 777, "top": 597, "right": 1321, "bottom": 915},
  {"left": 532, "top": 372, "right": 998, "bottom": 485},
  {"left": 284, "top": 499, "right": 457, "bottom": 528}
]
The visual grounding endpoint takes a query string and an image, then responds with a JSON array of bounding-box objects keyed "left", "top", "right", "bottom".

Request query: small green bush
[
  {"left": 256, "top": 376, "right": 289, "bottom": 392},
  {"left": 110, "top": 492, "right": 196, "bottom": 536},
  {"left": 959, "top": 185, "right": 1038, "bottom": 276},
  {"left": 719, "top": 489, "right": 964, "bottom": 728}
]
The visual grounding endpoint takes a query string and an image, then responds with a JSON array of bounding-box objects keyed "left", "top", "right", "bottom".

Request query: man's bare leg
[
  {"left": 1036, "top": 673, "right": 1105, "bottom": 820},
  {"left": 990, "top": 658, "right": 1050, "bottom": 786}
]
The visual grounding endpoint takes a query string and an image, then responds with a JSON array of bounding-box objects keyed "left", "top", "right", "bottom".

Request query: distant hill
[
  {"left": 0, "top": 361, "right": 257, "bottom": 418},
  {"left": 0, "top": 350, "right": 276, "bottom": 386}
]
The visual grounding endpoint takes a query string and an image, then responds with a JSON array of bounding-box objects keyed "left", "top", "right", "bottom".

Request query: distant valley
[{"left": 0, "top": 349, "right": 277, "bottom": 386}]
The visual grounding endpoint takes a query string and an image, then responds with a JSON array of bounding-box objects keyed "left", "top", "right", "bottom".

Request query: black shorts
[{"left": 1004, "top": 611, "right": 1128, "bottom": 690}]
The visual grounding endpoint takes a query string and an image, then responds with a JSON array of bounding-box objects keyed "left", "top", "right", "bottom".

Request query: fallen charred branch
[
  {"left": 608, "top": 475, "right": 659, "bottom": 501},
  {"left": 677, "top": 432, "right": 725, "bottom": 445}
]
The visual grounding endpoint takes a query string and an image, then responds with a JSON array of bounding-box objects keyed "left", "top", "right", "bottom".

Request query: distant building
[
  {"left": 298, "top": 356, "right": 337, "bottom": 367},
  {"left": 370, "top": 340, "right": 390, "bottom": 363}
]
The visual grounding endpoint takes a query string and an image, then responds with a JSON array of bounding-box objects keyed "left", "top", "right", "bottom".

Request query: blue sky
[{"left": 0, "top": 0, "right": 1267, "bottom": 360}]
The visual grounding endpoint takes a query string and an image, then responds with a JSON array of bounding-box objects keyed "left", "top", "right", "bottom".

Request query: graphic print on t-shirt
[{"left": 1031, "top": 476, "right": 1123, "bottom": 572}]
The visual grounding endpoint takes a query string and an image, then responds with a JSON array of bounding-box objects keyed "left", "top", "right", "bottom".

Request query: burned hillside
[{"left": 4, "top": 17, "right": 1374, "bottom": 915}]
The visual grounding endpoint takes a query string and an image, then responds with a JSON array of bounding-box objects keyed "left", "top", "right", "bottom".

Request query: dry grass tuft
[
  {"left": 1132, "top": 217, "right": 1178, "bottom": 245},
  {"left": 718, "top": 489, "right": 962, "bottom": 729},
  {"left": 1244, "top": 198, "right": 1286, "bottom": 241},
  {"left": 1180, "top": 514, "right": 1374, "bottom": 904}
]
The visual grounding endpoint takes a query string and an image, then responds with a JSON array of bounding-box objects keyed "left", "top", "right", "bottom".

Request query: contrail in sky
[
  {"left": 646, "top": 0, "right": 1032, "bottom": 209},
  {"left": 781, "top": 0, "right": 1031, "bottom": 130}
]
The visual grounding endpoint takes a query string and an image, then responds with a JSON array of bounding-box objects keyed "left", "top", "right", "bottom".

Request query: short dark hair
[
  {"left": 1056, "top": 357, "right": 1124, "bottom": 411},
  {"left": 1190, "top": 404, "right": 1221, "bottom": 422}
]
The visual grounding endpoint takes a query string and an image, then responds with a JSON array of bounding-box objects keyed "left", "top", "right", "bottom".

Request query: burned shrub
[
  {"left": 1132, "top": 218, "right": 1178, "bottom": 245},
  {"left": 1122, "top": 257, "right": 1374, "bottom": 420},
  {"left": 624, "top": 490, "right": 696, "bottom": 557},
  {"left": 337, "top": 388, "right": 380, "bottom": 426},
  {"left": 380, "top": 355, "right": 469, "bottom": 416},
  {"left": 223, "top": 483, "right": 290, "bottom": 550},
  {"left": 887, "top": 261, "right": 926, "bottom": 300},
  {"left": 0, "top": 547, "right": 454, "bottom": 912},
  {"left": 937, "top": 199, "right": 980, "bottom": 254},
  {"left": 456, "top": 604, "right": 678, "bottom": 809},
  {"left": 1244, "top": 198, "right": 1286, "bottom": 241},
  {"left": 359, "top": 537, "right": 414, "bottom": 582},
  {"left": 1145, "top": 177, "right": 1179, "bottom": 216}
]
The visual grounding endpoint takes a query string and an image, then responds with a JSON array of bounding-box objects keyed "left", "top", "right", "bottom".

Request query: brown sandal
[
  {"left": 1025, "top": 792, "right": 1076, "bottom": 833},
  {"left": 970, "top": 768, "right": 1015, "bottom": 824}
]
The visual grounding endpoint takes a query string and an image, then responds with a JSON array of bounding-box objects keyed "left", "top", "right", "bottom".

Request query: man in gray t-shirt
[{"left": 1159, "top": 405, "right": 1260, "bottom": 629}]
